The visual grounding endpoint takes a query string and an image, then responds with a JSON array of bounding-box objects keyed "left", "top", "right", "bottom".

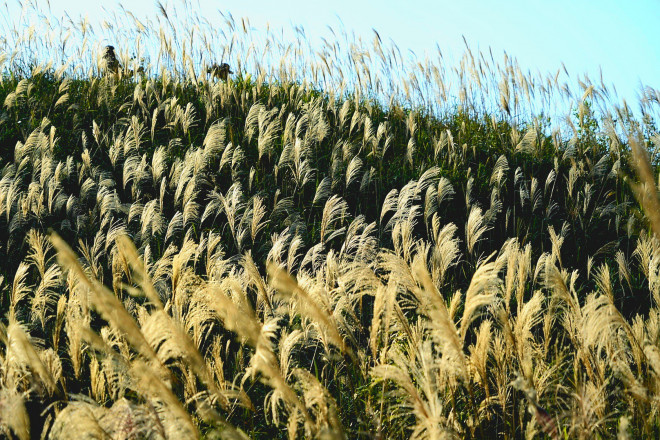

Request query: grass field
[{"left": 0, "top": 2, "right": 659, "bottom": 439}]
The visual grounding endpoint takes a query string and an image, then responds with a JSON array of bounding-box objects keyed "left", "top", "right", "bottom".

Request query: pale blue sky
[{"left": 12, "top": 0, "right": 660, "bottom": 105}]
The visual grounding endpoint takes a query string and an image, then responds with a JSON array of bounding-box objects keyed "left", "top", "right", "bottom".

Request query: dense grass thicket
[{"left": 1, "top": 2, "right": 660, "bottom": 439}]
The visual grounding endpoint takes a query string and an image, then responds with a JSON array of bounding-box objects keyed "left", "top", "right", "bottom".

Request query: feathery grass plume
[
  {"left": 26, "top": 228, "right": 52, "bottom": 277},
  {"left": 339, "top": 215, "right": 378, "bottom": 262},
  {"left": 501, "top": 239, "right": 520, "bottom": 309},
  {"left": 466, "top": 206, "right": 490, "bottom": 255},
  {"left": 345, "top": 155, "right": 363, "bottom": 189},
  {"left": 543, "top": 262, "right": 582, "bottom": 330},
  {"left": 615, "top": 250, "right": 633, "bottom": 291},
  {"left": 429, "top": 218, "right": 460, "bottom": 285},
  {"left": 511, "top": 290, "right": 544, "bottom": 379},
  {"left": 468, "top": 319, "right": 492, "bottom": 390},
  {"left": 52, "top": 294, "right": 67, "bottom": 350},
  {"left": 279, "top": 330, "right": 305, "bottom": 382},
  {"left": 416, "top": 166, "right": 441, "bottom": 196},
  {"left": 459, "top": 257, "right": 501, "bottom": 342},
  {"left": 633, "top": 233, "right": 659, "bottom": 280},
  {"left": 368, "top": 283, "right": 390, "bottom": 361},
  {"left": 245, "top": 103, "right": 266, "bottom": 143},
  {"left": 140, "top": 309, "right": 230, "bottom": 409},
  {"left": 593, "top": 290, "right": 646, "bottom": 374},
  {"left": 98, "top": 398, "right": 168, "bottom": 440},
  {"left": 567, "top": 379, "right": 610, "bottom": 438},
  {"left": 9, "top": 263, "right": 31, "bottom": 321},
  {"left": 30, "top": 263, "right": 61, "bottom": 332},
  {"left": 406, "top": 138, "right": 417, "bottom": 169},
  {"left": 266, "top": 227, "right": 292, "bottom": 268},
  {"left": 465, "top": 176, "right": 475, "bottom": 210},
  {"left": 647, "top": 247, "right": 660, "bottom": 308},
  {"left": 248, "top": 195, "right": 269, "bottom": 245},
  {"left": 202, "top": 280, "right": 262, "bottom": 346},
  {"left": 410, "top": 257, "right": 467, "bottom": 380},
  {"left": 89, "top": 356, "right": 106, "bottom": 402},
  {"left": 0, "top": 388, "right": 30, "bottom": 440},
  {"left": 170, "top": 239, "right": 200, "bottom": 315},
  {"left": 50, "top": 233, "right": 168, "bottom": 377},
  {"left": 27, "top": 229, "right": 61, "bottom": 329},
  {"left": 320, "top": 195, "right": 348, "bottom": 244},
  {"left": 247, "top": 104, "right": 282, "bottom": 161},
  {"left": 48, "top": 401, "right": 109, "bottom": 440},
  {"left": 215, "top": 183, "right": 247, "bottom": 250},
  {"left": 371, "top": 341, "right": 456, "bottom": 440},
  {"left": 141, "top": 199, "right": 166, "bottom": 240},
  {"left": 511, "top": 376, "right": 560, "bottom": 440},
  {"left": 547, "top": 225, "right": 566, "bottom": 269},
  {"left": 183, "top": 197, "right": 201, "bottom": 234},
  {"left": 579, "top": 293, "right": 626, "bottom": 358},
  {"left": 242, "top": 251, "right": 274, "bottom": 314},
  {"left": 165, "top": 211, "right": 184, "bottom": 245},
  {"left": 83, "top": 325, "right": 134, "bottom": 397},
  {"left": 254, "top": 329, "right": 312, "bottom": 435},
  {"left": 516, "top": 127, "right": 538, "bottom": 156},
  {"left": 286, "top": 152, "right": 316, "bottom": 193},
  {"left": 205, "top": 281, "right": 311, "bottom": 432},
  {"left": 129, "top": 360, "right": 199, "bottom": 438},
  {"left": 424, "top": 184, "right": 438, "bottom": 228},
  {"left": 203, "top": 119, "right": 228, "bottom": 159},
  {"left": 312, "top": 176, "right": 333, "bottom": 206},
  {"left": 378, "top": 244, "right": 419, "bottom": 299},
  {"left": 436, "top": 176, "right": 455, "bottom": 208},
  {"left": 500, "top": 238, "right": 533, "bottom": 309},
  {"left": 292, "top": 368, "right": 345, "bottom": 438},
  {"left": 490, "top": 154, "right": 509, "bottom": 189},
  {"left": 380, "top": 188, "right": 400, "bottom": 224},
  {"left": 267, "top": 263, "right": 353, "bottom": 360},
  {"left": 218, "top": 141, "right": 236, "bottom": 172},
  {"left": 64, "top": 274, "right": 91, "bottom": 379},
  {"left": 515, "top": 243, "right": 533, "bottom": 304},
  {"left": 593, "top": 263, "right": 615, "bottom": 301},
  {"left": 392, "top": 219, "right": 422, "bottom": 268},
  {"left": 287, "top": 235, "right": 305, "bottom": 273},
  {"left": 618, "top": 416, "right": 631, "bottom": 440},
  {"left": 300, "top": 242, "right": 327, "bottom": 274},
  {"left": 4, "top": 320, "right": 57, "bottom": 395},
  {"left": 383, "top": 181, "right": 422, "bottom": 232}
]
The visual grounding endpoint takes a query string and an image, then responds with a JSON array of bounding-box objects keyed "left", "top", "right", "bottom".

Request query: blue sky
[{"left": 16, "top": 0, "right": 660, "bottom": 105}]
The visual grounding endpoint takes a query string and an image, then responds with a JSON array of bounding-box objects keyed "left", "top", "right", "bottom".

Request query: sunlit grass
[{"left": 0, "top": 1, "right": 659, "bottom": 439}]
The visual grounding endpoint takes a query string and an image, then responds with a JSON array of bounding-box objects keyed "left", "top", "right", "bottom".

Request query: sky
[{"left": 15, "top": 0, "right": 660, "bottom": 105}]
